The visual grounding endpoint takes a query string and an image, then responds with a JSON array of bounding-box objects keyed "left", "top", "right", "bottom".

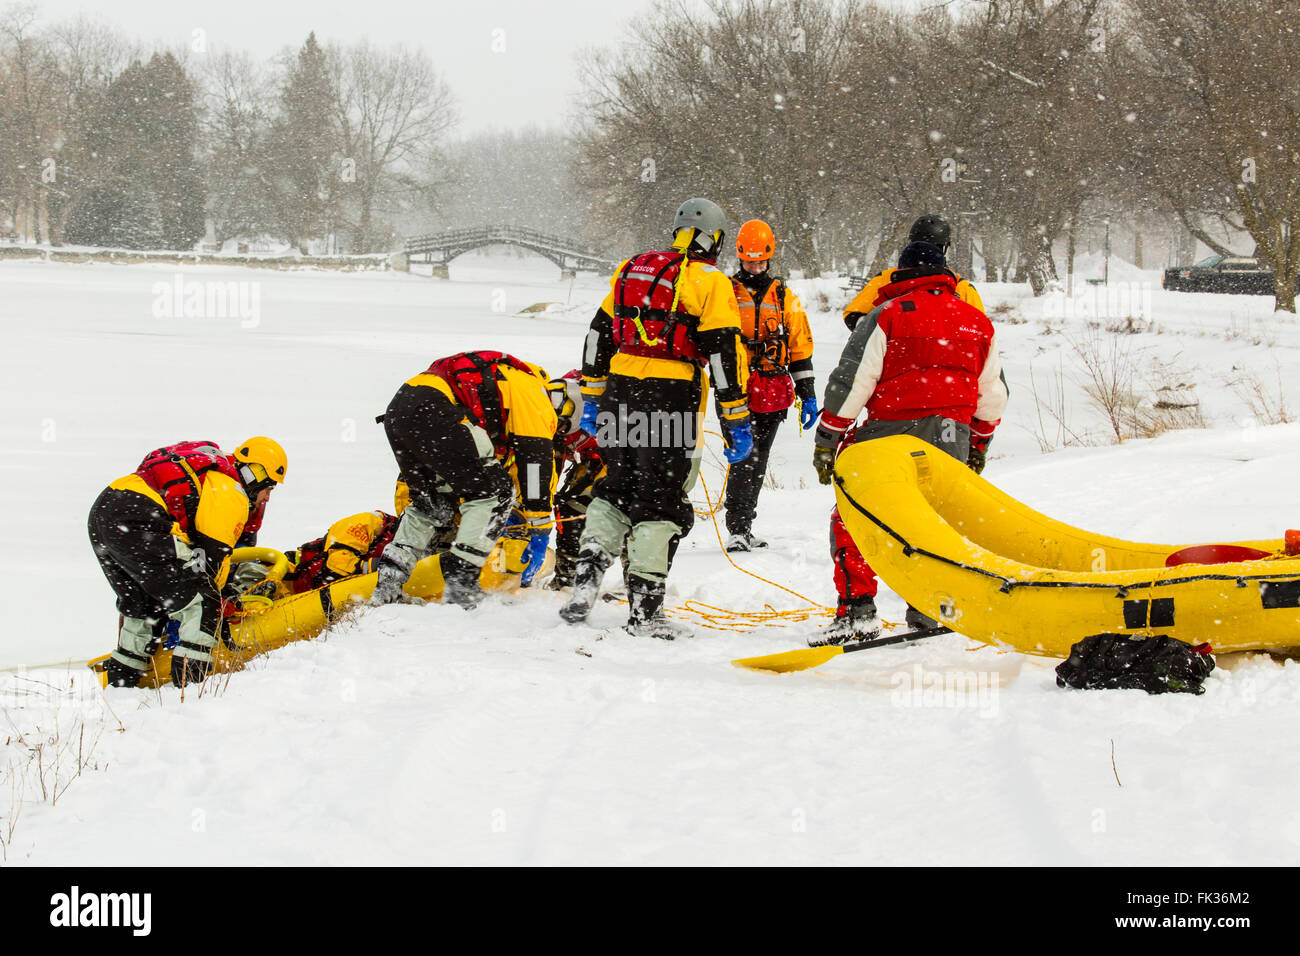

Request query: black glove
[
  {"left": 967, "top": 419, "right": 997, "bottom": 475},
  {"left": 813, "top": 446, "right": 836, "bottom": 485}
]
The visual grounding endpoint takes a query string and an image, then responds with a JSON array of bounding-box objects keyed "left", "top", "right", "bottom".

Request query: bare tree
[
  {"left": 333, "top": 40, "right": 456, "bottom": 253},
  {"left": 0, "top": 3, "right": 61, "bottom": 242},
  {"left": 1124, "top": 0, "right": 1300, "bottom": 311},
  {"left": 574, "top": 0, "right": 870, "bottom": 274},
  {"left": 197, "top": 49, "right": 273, "bottom": 246}
]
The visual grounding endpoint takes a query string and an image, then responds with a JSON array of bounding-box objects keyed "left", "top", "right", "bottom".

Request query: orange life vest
[{"left": 733, "top": 275, "right": 791, "bottom": 372}]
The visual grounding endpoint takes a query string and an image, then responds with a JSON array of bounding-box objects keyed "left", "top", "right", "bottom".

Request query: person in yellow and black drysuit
[
  {"left": 545, "top": 369, "right": 606, "bottom": 590},
  {"left": 284, "top": 510, "right": 401, "bottom": 594},
  {"left": 843, "top": 214, "right": 984, "bottom": 330},
  {"left": 723, "top": 219, "right": 817, "bottom": 553},
  {"left": 559, "top": 198, "right": 752, "bottom": 640},
  {"left": 88, "top": 437, "right": 287, "bottom": 688},
  {"left": 372, "top": 351, "right": 559, "bottom": 609}
]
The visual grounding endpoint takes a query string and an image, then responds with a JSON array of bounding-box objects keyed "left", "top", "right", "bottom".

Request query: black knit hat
[{"left": 898, "top": 241, "right": 946, "bottom": 269}]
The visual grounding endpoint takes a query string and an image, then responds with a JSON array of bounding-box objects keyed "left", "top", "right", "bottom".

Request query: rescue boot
[
  {"left": 168, "top": 594, "right": 219, "bottom": 687},
  {"left": 624, "top": 576, "right": 692, "bottom": 640},
  {"left": 545, "top": 552, "right": 577, "bottom": 591},
  {"left": 171, "top": 655, "right": 211, "bottom": 688},
  {"left": 104, "top": 657, "right": 145, "bottom": 689},
  {"left": 559, "top": 545, "right": 613, "bottom": 624},
  {"left": 105, "top": 615, "right": 157, "bottom": 687},
  {"left": 440, "top": 553, "right": 485, "bottom": 610},
  {"left": 371, "top": 503, "right": 444, "bottom": 606},
  {"left": 725, "top": 531, "right": 768, "bottom": 553},
  {"left": 371, "top": 543, "right": 418, "bottom": 606},
  {"left": 904, "top": 605, "right": 939, "bottom": 630},
  {"left": 809, "top": 596, "right": 881, "bottom": 647}
]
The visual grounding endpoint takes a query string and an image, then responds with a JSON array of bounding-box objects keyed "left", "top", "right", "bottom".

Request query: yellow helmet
[{"left": 233, "top": 436, "right": 287, "bottom": 490}]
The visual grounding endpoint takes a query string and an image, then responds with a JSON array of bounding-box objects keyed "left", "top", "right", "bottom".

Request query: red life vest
[
  {"left": 868, "top": 273, "right": 993, "bottom": 423},
  {"left": 611, "top": 251, "right": 706, "bottom": 364},
  {"left": 135, "top": 441, "right": 241, "bottom": 534},
  {"left": 425, "top": 351, "right": 536, "bottom": 452}
]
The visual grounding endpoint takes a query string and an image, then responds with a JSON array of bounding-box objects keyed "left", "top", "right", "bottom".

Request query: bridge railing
[{"left": 405, "top": 225, "right": 611, "bottom": 263}]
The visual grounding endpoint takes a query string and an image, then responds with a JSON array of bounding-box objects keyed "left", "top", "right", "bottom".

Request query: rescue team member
[
  {"left": 810, "top": 240, "right": 1007, "bottom": 646},
  {"left": 843, "top": 214, "right": 984, "bottom": 331},
  {"left": 284, "top": 510, "right": 400, "bottom": 595},
  {"left": 723, "top": 219, "right": 818, "bottom": 552},
  {"left": 89, "top": 437, "right": 287, "bottom": 687},
  {"left": 560, "top": 198, "right": 753, "bottom": 639},
  {"left": 371, "top": 350, "right": 559, "bottom": 609},
  {"left": 545, "top": 370, "right": 606, "bottom": 590}
]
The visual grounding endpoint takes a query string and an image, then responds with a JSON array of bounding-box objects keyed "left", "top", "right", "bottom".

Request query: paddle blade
[{"left": 732, "top": 645, "right": 845, "bottom": 673}]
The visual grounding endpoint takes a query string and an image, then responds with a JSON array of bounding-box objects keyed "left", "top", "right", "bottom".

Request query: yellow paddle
[{"left": 732, "top": 625, "right": 951, "bottom": 673}]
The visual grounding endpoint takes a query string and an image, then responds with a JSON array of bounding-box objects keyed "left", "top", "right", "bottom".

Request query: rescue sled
[
  {"left": 89, "top": 539, "right": 552, "bottom": 689},
  {"left": 833, "top": 435, "right": 1300, "bottom": 657}
]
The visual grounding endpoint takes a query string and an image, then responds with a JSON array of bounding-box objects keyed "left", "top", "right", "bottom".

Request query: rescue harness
[
  {"left": 611, "top": 251, "right": 707, "bottom": 365},
  {"left": 424, "top": 350, "right": 536, "bottom": 454},
  {"left": 135, "top": 441, "right": 239, "bottom": 534},
  {"left": 736, "top": 274, "right": 791, "bottom": 373}
]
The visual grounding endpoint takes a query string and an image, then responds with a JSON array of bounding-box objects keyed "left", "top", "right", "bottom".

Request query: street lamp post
[{"left": 1103, "top": 217, "right": 1111, "bottom": 286}]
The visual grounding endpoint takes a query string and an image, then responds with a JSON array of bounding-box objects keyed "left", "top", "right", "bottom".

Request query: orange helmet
[{"left": 736, "top": 219, "right": 776, "bottom": 262}]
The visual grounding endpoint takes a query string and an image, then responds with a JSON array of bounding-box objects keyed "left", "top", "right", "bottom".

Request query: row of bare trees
[
  {"left": 0, "top": 4, "right": 455, "bottom": 253},
  {"left": 573, "top": 0, "right": 1300, "bottom": 311}
]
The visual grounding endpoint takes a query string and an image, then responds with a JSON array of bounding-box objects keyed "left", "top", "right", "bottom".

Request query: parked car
[{"left": 1162, "top": 255, "right": 1297, "bottom": 294}]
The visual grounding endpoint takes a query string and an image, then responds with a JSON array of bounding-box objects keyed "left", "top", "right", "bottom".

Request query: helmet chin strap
[{"left": 673, "top": 227, "right": 723, "bottom": 257}]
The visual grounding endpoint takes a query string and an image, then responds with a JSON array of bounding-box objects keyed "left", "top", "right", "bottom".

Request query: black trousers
[
  {"left": 590, "top": 370, "right": 704, "bottom": 535},
  {"left": 384, "top": 384, "right": 513, "bottom": 513},
  {"left": 554, "top": 456, "right": 602, "bottom": 571},
  {"left": 87, "top": 487, "right": 221, "bottom": 634},
  {"left": 723, "top": 408, "right": 787, "bottom": 535}
]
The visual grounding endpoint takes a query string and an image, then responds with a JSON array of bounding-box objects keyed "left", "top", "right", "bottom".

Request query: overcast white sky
[{"left": 35, "top": 0, "right": 938, "bottom": 138}]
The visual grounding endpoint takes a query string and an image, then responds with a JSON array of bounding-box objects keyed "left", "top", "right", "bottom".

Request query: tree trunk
[
  {"left": 868, "top": 216, "right": 910, "bottom": 276},
  {"left": 1067, "top": 215, "right": 1077, "bottom": 297},
  {"left": 1024, "top": 227, "right": 1058, "bottom": 296},
  {"left": 983, "top": 232, "right": 1002, "bottom": 283},
  {"left": 1274, "top": 271, "right": 1297, "bottom": 314}
]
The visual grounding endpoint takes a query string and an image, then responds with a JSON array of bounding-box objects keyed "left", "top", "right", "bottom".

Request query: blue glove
[
  {"left": 520, "top": 532, "right": 550, "bottom": 586},
  {"left": 723, "top": 420, "right": 753, "bottom": 464},
  {"left": 799, "top": 396, "right": 819, "bottom": 432},
  {"left": 580, "top": 400, "right": 599, "bottom": 437}
]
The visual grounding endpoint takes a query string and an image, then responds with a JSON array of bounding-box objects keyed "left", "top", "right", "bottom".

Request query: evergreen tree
[
  {"left": 66, "top": 52, "right": 203, "bottom": 249},
  {"left": 262, "top": 32, "right": 338, "bottom": 253}
]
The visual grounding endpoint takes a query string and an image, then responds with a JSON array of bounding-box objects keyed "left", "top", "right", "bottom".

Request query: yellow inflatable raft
[
  {"left": 89, "top": 539, "right": 549, "bottom": 688},
  {"left": 833, "top": 435, "right": 1300, "bottom": 657}
]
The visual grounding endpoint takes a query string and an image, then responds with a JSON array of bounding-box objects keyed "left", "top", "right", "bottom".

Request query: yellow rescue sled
[
  {"left": 89, "top": 540, "right": 550, "bottom": 688},
  {"left": 832, "top": 435, "right": 1300, "bottom": 657}
]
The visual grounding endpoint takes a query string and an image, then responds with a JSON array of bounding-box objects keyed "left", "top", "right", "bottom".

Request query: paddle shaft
[{"left": 841, "top": 625, "right": 951, "bottom": 654}]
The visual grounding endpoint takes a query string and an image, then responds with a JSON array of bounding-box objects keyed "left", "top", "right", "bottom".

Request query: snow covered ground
[{"left": 2, "top": 249, "right": 1299, "bottom": 865}]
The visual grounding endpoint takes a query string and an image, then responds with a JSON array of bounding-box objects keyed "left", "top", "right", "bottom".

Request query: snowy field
[{"left": 2, "top": 249, "right": 1299, "bottom": 865}]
